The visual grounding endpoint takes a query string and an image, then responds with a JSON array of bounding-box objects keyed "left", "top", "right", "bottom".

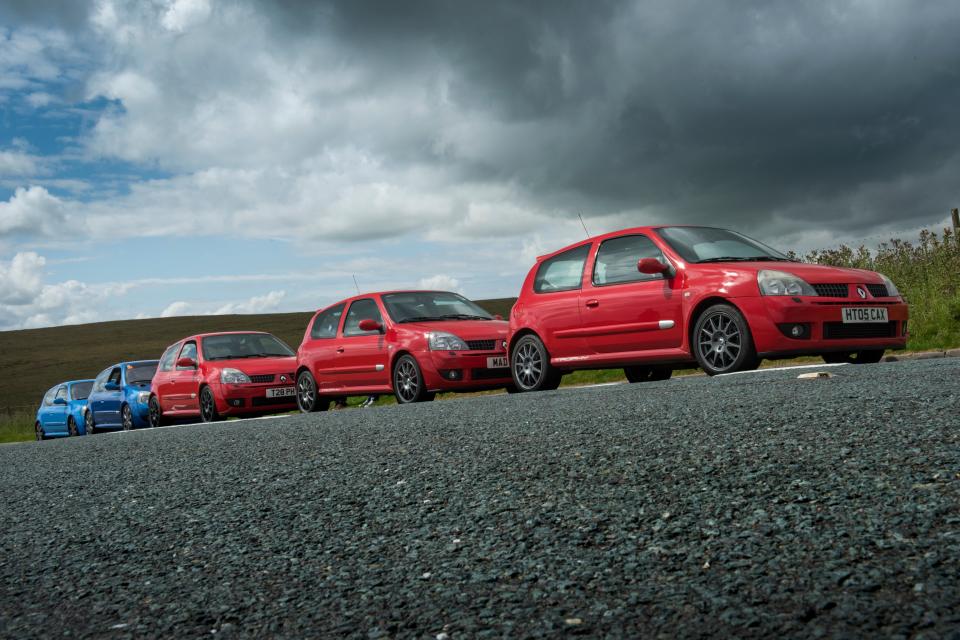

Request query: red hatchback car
[
  {"left": 296, "top": 290, "right": 512, "bottom": 409},
  {"left": 148, "top": 331, "right": 298, "bottom": 426},
  {"left": 508, "top": 226, "right": 909, "bottom": 389}
]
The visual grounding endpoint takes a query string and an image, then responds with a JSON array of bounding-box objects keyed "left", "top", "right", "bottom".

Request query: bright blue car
[
  {"left": 84, "top": 360, "right": 159, "bottom": 433},
  {"left": 34, "top": 379, "right": 95, "bottom": 440}
]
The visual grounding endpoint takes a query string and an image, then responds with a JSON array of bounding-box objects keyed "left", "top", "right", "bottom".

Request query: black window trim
[
  {"left": 533, "top": 242, "right": 592, "bottom": 295},
  {"left": 310, "top": 303, "right": 346, "bottom": 340},
  {"left": 590, "top": 233, "right": 668, "bottom": 288}
]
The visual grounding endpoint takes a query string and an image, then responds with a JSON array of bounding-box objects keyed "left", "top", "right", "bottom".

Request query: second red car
[
  {"left": 149, "top": 331, "right": 298, "bottom": 425},
  {"left": 296, "top": 290, "right": 512, "bottom": 409}
]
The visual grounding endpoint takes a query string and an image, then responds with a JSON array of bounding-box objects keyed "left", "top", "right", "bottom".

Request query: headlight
[
  {"left": 427, "top": 332, "right": 469, "bottom": 351},
  {"left": 757, "top": 270, "right": 817, "bottom": 296},
  {"left": 879, "top": 274, "right": 900, "bottom": 297},
  {"left": 220, "top": 368, "right": 251, "bottom": 384},
  {"left": 137, "top": 391, "right": 150, "bottom": 404}
]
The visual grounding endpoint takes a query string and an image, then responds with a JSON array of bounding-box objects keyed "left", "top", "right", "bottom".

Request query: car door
[
  {"left": 154, "top": 343, "right": 181, "bottom": 412},
  {"left": 168, "top": 341, "right": 200, "bottom": 412},
  {"left": 48, "top": 386, "right": 69, "bottom": 433},
  {"left": 529, "top": 243, "right": 592, "bottom": 360},
  {"left": 303, "top": 303, "right": 347, "bottom": 392},
  {"left": 579, "top": 234, "right": 684, "bottom": 355},
  {"left": 335, "top": 298, "right": 390, "bottom": 390},
  {"left": 97, "top": 367, "right": 124, "bottom": 427}
]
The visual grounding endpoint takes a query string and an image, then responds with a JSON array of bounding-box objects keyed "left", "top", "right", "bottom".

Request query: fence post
[{"left": 952, "top": 208, "right": 959, "bottom": 235}]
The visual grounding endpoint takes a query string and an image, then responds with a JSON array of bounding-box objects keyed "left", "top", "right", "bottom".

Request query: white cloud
[
  {"left": 0, "top": 186, "right": 69, "bottom": 236},
  {"left": 0, "top": 150, "right": 40, "bottom": 176},
  {"left": 416, "top": 274, "right": 462, "bottom": 293},
  {"left": 160, "top": 290, "right": 287, "bottom": 318},
  {"left": 161, "top": 0, "right": 212, "bottom": 33}
]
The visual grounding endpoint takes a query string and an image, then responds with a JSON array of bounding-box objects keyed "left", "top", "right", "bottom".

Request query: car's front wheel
[
  {"left": 199, "top": 387, "right": 221, "bottom": 422},
  {"left": 297, "top": 370, "right": 330, "bottom": 413},
  {"left": 822, "top": 350, "right": 885, "bottom": 364},
  {"left": 393, "top": 355, "right": 434, "bottom": 404},
  {"left": 511, "top": 334, "right": 563, "bottom": 392},
  {"left": 85, "top": 410, "right": 97, "bottom": 435},
  {"left": 148, "top": 396, "right": 164, "bottom": 428},
  {"left": 693, "top": 304, "right": 760, "bottom": 376},
  {"left": 67, "top": 417, "right": 79, "bottom": 436},
  {"left": 35, "top": 422, "right": 45, "bottom": 441},
  {"left": 624, "top": 366, "right": 673, "bottom": 383},
  {"left": 121, "top": 404, "right": 134, "bottom": 431}
]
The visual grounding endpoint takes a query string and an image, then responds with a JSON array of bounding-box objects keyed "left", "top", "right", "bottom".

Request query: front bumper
[
  {"left": 213, "top": 382, "right": 297, "bottom": 415},
  {"left": 131, "top": 401, "right": 151, "bottom": 427},
  {"left": 420, "top": 350, "right": 513, "bottom": 391},
  {"left": 736, "top": 296, "right": 909, "bottom": 358}
]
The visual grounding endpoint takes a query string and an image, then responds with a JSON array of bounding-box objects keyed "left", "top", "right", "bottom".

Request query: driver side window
[
  {"left": 54, "top": 386, "right": 68, "bottom": 403},
  {"left": 593, "top": 234, "right": 666, "bottom": 286},
  {"left": 177, "top": 342, "right": 198, "bottom": 369},
  {"left": 343, "top": 299, "right": 383, "bottom": 336},
  {"left": 92, "top": 368, "right": 110, "bottom": 393},
  {"left": 107, "top": 368, "right": 122, "bottom": 387}
]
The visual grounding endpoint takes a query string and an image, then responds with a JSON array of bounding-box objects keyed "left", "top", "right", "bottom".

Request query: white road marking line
[{"left": 717, "top": 362, "right": 850, "bottom": 377}]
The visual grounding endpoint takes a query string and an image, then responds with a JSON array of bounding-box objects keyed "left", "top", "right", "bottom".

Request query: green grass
[{"left": 0, "top": 410, "right": 35, "bottom": 444}]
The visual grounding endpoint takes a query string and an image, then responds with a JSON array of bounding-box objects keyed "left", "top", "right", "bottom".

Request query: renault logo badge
[
  {"left": 856, "top": 287, "right": 867, "bottom": 299},
  {"left": 280, "top": 375, "right": 287, "bottom": 382}
]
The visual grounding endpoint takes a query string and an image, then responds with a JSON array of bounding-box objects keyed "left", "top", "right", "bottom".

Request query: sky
[{"left": 1, "top": 0, "right": 959, "bottom": 330}]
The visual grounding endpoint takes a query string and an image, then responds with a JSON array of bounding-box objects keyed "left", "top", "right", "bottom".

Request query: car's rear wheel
[
  {"left": 393, "top": 355, "right": 434, "bottom": 404},
  {"left": 624, "top": 366, "right": 673, "bottom": 383},
  {"left": 85, "top": 410, "right": 97, "bottom": 435},
  {"left": 121, "top": 404, "right": 134, "bottom": 431},
  {"left": 511, "top": 334, "right": 563, "bottom": 392},
  {"left": 67, "top": 417, "right": 79, "bottom": 437},
  {"left": 35, "top": 422, "right": 45, "bottom": 441},
  {"left": 199, "top": 387, "right": 221, "bottom": 422},
  {"left": 297, "top": 370, "right": 330, "bottom": 413},
  {"left": 148, "top": 396, "right": 164, "bottom": 428},
  {"left": 693, "top": 304, "right": 760, "bottom": 376},
  {"left": 822, "top": 350, "right": 885, "bottom": 365}
]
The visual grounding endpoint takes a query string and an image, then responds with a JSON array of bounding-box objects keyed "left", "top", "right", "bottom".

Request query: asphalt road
[{"left": 1, "top": 359, "right": 958, "bottom": 639}]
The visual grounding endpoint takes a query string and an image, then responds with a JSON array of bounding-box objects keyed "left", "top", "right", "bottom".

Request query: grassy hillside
[{"left": 0, "top": 298, "right": 516, "bottom": 415}]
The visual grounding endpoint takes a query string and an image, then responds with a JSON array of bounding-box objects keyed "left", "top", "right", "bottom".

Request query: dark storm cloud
[
  {"left": 0, "top": 0, "right": 91, "bottom": 29},
  {"left": 260, "top": 0, "right": 960, "bottom": 240}
]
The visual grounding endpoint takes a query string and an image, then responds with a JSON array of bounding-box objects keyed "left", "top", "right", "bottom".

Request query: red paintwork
[
  {"left": 297, "top": 291, "right": 512, "bottom": 397},
  {"left": 150, "top": 332, "right": 297, "bottom": 419},
  {"left": 508, "top": 226, "right": 909, "bottom": 369}
]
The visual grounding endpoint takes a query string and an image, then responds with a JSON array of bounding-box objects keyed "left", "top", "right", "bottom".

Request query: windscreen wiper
[
  {"left": 697, "top": 256, "right": 780, "bottom": 263},
  {"left": 398, "top": 316, "right": 442, "bottom": 323},
  {"left": 438, "top": 314, "right": 491, "bottom": 320}
]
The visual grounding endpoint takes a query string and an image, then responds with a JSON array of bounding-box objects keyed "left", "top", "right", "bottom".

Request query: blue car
[
  {"left": 35, "top": 379, "right": 95, "bottom": 440},
  {"left": 85, "top": 360, "right": 160, "bottom": 433}
]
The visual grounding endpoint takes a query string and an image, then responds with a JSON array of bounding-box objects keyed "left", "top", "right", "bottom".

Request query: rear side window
[
  {"left": 534, "top": 244, "right": 591, "bottom": 293},
  {"left": 70, "top": 382, "right": 93, "bottom": 401},
  {"left": 593, "top": 235, "right": 666, "bottom": 286},
  {"left": 310, "top": 304, "right": 345, "bottom": 339},
  {"left": 343, "top": 299, "right": 383, "bottom": 336},
  {"left": 159, "top": 343, "right": 180, "bottom": 372}
]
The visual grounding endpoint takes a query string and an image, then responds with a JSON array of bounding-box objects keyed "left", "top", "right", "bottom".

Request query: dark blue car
[
  {"left": 34, "top": 379, "right": 95, "bottom": 440},
  {"left": 85, "top": 361, "right": 159, "bottom": 433}
]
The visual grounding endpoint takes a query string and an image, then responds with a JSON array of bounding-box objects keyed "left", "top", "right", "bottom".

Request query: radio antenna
[
  {"left": 352, "top": 275, "right": 360, "bottom": 294},
  {"left": 577, "top": 211, "right": 591, "bottom": 238}
]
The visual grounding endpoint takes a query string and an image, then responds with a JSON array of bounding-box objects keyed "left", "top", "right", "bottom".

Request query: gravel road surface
[{"left": 2, "top": 359, "right": 958, "bottom": 638}]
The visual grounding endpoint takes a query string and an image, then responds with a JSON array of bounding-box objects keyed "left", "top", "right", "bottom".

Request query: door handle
[
  {"left": 585, "top": 299, "right": 599, "bottom": 308},
  {"left": 336, "top": 347, "right": 345, "bottom": 353}
]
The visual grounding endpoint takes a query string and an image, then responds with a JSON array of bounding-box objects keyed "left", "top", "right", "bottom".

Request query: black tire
[
  {"left": 199, "top": 387, "right": 221, "bottom": 423},
  {"left": 121, "top": 404, "right": 134, "bottom": 431},
  {"left": 67, "top": 417, "right": 79, "bottom": 437},
  {"left": 624, "top": 366, "right": 673, "bottom": 383},
  {"left": 505, "top": 384, "right": 520, "bottom": 394},
  {"left": 393, "top": 355, "right": 434, "bottom": 404},
  {"left": 693, "top": 304, "right": 760, "bottom": 376},
  {"left": 148, "top": 396, "right": 164, "bottom": 428},
  {"left": 510, "top": 334, "right": 563, "bottom": 392},
  {"left": 297, "top": 370, "right": 330, "bottom": 413},
  {"left": 85, "top": 410, "right": 97, "bottom": 435},
  {"left": 822, "top": 350, "right": 885, "bottom": 365},
  {"left": 35, "top": 422, "right": 45, "bottom": 441}
]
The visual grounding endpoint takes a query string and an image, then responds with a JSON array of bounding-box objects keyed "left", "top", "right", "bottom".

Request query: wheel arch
[
  {"left": 507, "top": 328, "right": 542, "bottom": 358},
  {"left": 686, "top": 296, "right": 751, "bottom": 351}
]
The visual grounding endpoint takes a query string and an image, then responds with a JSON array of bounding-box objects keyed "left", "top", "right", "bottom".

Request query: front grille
[
  {"left": 249, "top": 374, "right": 275, "bottom": 383},
  {"left": 467, "top": 339, "right": 498, "bottom": 351},
  {"left": 823, "top": 321, "right": 897, "bottom": 340},
  {"left": 251, "top": 396, "right": 296, "bottom": 407},
  {"left": 471, "top": 368, "right": 511, "bottom": 381},
  {"left": 813, "top": 283, "right": 849, "bottom": 297},
  {"left": 866, "top": 284, "right": 889, "bottom": 297}
]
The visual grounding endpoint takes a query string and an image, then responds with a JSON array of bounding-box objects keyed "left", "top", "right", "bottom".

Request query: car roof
[
  {"left": 66, "top": 379, "right": 95, "bottom": 385},
  {"left": 535, "top": 224, "right": 713, "bottom": 262},
  {"left": 314, "top": 290, "right": 460, "bottom": 313},
  {"left": 111, "top": 360, "right": 160, "bottom": 368}
]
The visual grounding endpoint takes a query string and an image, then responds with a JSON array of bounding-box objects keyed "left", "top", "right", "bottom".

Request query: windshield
[
  {"left": 655, "top": 227, "right": 791, "bottom": 263},
  {"left": 381, "top": 291, "right": 494, "bottom": 323},
  {"left": 71, "top": 382, "right": 93, "bottom": 400},
  {"left": 125, "top": 363, "right": 158, "bottom": 385},
  {"left": 201, "top": 333, "right": 295, "bottom": 360}
]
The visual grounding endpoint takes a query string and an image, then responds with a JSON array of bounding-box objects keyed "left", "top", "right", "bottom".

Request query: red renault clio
[
  {"left": 508, "top": 226, "right": 909, "bottom": 390},
  {"left": 296, "top": 290, "right": 512, "bottom": 409},
  {"left": 148, "top": 331, "right": 298, "bottom": 425}
]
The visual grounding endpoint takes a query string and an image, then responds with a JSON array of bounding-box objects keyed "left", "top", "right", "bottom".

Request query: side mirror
[
  {"left": 638, "top": 257, "right": 673, "bottom": 276},
  {"left": 104, "top": 382, "right": 120, "bottom": 391},
  {"left": 358, "top": 319, "right": 383, "bottom": 332},
  {"left": 177, "top": 357, "right": 197, "bottom": 369},
  {"left": 494, "top": 314, "right": 503, "bottom": 321},
  {"left": 53, "top": 397, "right": 67, "bottom": 405}
]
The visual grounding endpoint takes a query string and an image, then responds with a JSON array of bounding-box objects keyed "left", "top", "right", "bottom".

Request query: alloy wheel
[
  {"left": 513, "top": 341, "right": 544, "bottom": 390},
  {"left": 68, "top": 417, "right": 78, "bottom": 437},
  {"left": 297, "top": 371, "right": 318, "bottom": 412},
  {"left": 697, "top": 312, "right": 743, "bottom": 373},
  {"left": 35, "top": 423, "right": 44, "bottom": 441},
  {"left": 85, "top": 411, "right": 96, "bottom": 435},
  {"left": 200, "top": 388, "right": 217, "bottom": 422},
  {"left": 394, "top": 357, "right": 421, "bottom": 403},
  {"left": 148, "top": 397, "right": 162, "bottom": 428},
  {"left": 121, "top": 405, "right": 134, "bottom": 431}
]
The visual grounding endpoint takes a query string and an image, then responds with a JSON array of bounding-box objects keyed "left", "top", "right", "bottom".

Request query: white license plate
[
  {"left": 486, "top": 356, "right": 509, "bottom": 368},
  {"left": 266, "top": 387, "right": 296, "bottom": 398},
  {"left": 842, "top": 307, "right": 889, "bottom": 323}
]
